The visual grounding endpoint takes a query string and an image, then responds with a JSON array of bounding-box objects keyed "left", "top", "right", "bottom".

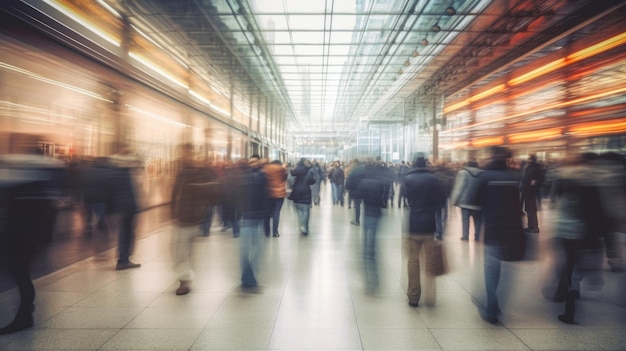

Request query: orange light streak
[
  {"left": 569, "top": 119, "right": 626, "bottom": 136},
  {"left": 471, "top": 136, "right": 504, "bottom": 147},
  {"left": 444, "top": 31, "right": 626, "bottom": 113},
  {"left": 508, "top": 128, "right": 562, "bottom": 144},
  {"left": 442, "top": 85, "right": 626, "bottom": 134}
]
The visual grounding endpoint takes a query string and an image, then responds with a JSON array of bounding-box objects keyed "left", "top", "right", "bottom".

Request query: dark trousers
[
  {"left": 264, "top": 197, "right": 285, "bottom": 236},
  {"left": 523, "top": 195, "right": 539, "bottom": 230},
  {"left": 117, "top": 211, "right": 136, "bottom": 263}
]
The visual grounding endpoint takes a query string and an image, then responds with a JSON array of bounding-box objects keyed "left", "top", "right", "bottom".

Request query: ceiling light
[
  {"left": 446, "top": 6, "right": 456, "bottom": 15},
  {"left": 404, "top": 60, "right": 411, "bottom": 67},
  {"left": 432, "top": 24, "right": 441, "bottom": 32},
  {"left": 421, "top": 38, "right": 429, "bottom": 46},
  {"left": 412, "top": 51, "right": 419, "bottom": 57},
  {"left": 398, "top": 69, "right": 404, "bottom": 74}
]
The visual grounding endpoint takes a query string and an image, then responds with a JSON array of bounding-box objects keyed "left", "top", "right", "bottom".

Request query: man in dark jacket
[
  {"left": 358, "top": 159, "right": 387, "bottom": 291},
  {"left": 345, "top": 159, "right": 366, "bottom": 226},
  {"left": 289, "top": 158, "right": 315, "bottom": 235},
  {"left": 239, "top": 156, "right": 269, "bottom": 288},
  {"left": 108, "top": 148, "right": 143, "bottom": 270},
  {"left": 520, "top": 154, "right": 541, "bottom": 233},
  {"left": 328, "top": 161, "right": 345, "bottom": 206},
  {"left": 403, "top": 153, "right": 446, "bottom": 307},
  {"left": 475, "top": 146, "right": 525, "bottom": 323}
]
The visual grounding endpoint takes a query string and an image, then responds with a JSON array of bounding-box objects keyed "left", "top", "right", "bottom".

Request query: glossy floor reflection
[{"left": 1, "top": 183, "right": 625, "bottom": 350}]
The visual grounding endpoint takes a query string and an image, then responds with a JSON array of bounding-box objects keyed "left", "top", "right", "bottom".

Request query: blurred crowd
[{"left": 1, "top": 136, "right": 624, "bottom": 334}]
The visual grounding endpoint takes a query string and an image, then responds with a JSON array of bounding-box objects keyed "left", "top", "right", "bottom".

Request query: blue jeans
[
  {"left": 293, "top": 202, "right": 310, "bottom": 234},
  {"left": 362, "top": 215, "right": 380, "bottom": 290},
  {"left": 461, "top": 208, "right": 482, "bottom": 240},
  {"left": 239, "top": 217, "right": 263, "bottom": 287},
  {"left": 264, "top": 198, "right": 284, "bottom": 235},
  {"left": 484, "top": 245, "right": 505, "bottom": 319},
  {"left": 331, "top": 183, "right": 344, "bottom": 205},
  {"left": 435, "top": 202, "right": 448, "bottom": 239}
]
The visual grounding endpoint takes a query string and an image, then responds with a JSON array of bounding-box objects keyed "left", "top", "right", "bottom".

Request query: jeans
[
  {"left": 353, "top": 198, "right": 363, "bottom": 223},
  {"left": 200, "top": 206, "right": 215, "bottom": 236},
  {"left": 264, "top": 198, "right": 285, "bottom": 235},
  {"left": 293, "top": 202, "right": 311, "bottom": 234},
  {"left": 239, "top": 217, "right": 264, "bottom": 286},
  {"left": 435, "top": 201, "right": 448, "bottom": 239},
  {"left": 84, "top": 202, "right": 107, "bottom": 233},
  {"left": 405, "top": 234, "right": 436, "bottom": 305},
  {"left": 461, "top": 208, "right": 482, "bottom": 240},
  {"left": 484, "top": 245, "right": 506, "bottom": 319},
  {"left": 362, "top": 215, "right": 380, "bottom": 290},
  {"left": 331, "top": 183, "right": 344, "bottom": 205}
]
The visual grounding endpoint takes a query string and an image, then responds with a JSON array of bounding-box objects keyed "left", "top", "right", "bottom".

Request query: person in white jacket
[{"left": 449, "top": 160, "right": 483, "bottom": 241}]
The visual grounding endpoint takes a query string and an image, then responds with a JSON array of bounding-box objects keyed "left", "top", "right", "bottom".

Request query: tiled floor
[{"left": 1, "top": 183, "right": 625, "bottom": 350}]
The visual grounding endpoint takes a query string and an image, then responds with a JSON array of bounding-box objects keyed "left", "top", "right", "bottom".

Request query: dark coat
[
  {"left": 289, "top": 163, "right": 315, "bottom": 204},
  {"left": 403, "top": 167, "right": 446, "bottom": 233},
  {"left": 240, "top": 167, "right": 269, "bottom": 219},
  {"left": 345, "top": 163, "right": 366, "bottom": 199},
  {"left": 171, "top": 161, "right": 221, "bottom": 225},
  {"left": 358, "top": 165, "right": 387, "bottom": 217},
  {"left": 476, "top": 160, "right": 524, "bottom": 246}
]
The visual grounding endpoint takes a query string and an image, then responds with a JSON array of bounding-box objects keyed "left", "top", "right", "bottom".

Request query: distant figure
[
  {"left": 310, "top": 161, "right": 322, "bottom": 206},
  {"left": 403, "top": 153, "right": 446, "bottom": 307},
  {"left": 170, "top": 144, "right": 221, "bottom": 295},
  {"left": 345, "top": 159, "right": 366, "bottom": 226},
  {"left": 327, "top": 161, "right": 345, "bottom": 206},
  {"left": 108, "top": 147, "right": 142, "bottom": 270},
  {"left": 0, "top": 136, "right": 66, "bottom": 334},
  {"left": 449, "top": 160, "right": 483, "bottom": 241},
  {"left": 520, "top": 154, "right": 542, "bottom": 233},
  {"left": 475, "top": 146, "right": 524, "bottom": 324},
  {"left": 262, "top": 160, "right": 287, "bottom": 237},
  {"left": 289, "top": 158, "right": 315, "bottom": 235}
]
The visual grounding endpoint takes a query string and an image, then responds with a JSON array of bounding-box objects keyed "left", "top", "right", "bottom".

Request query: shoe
[
  {"left": 176, "top": 280, "right": 190, "bottom": 295},
  {"left": 301, "top": 231, "right": 308, "bottom": 236},
  {"left": 116, "top": 261, "right": 141, "bottom": 270},
  {"left": 558, "top": 313, "right": 574, "bottom": 324},
  {"left": 524, "top": 228, "right": 540, "bottom": 233},
  {"left": 408, "top": 301, "right": 419, "bottom": 307},
  {"left": 461, "top": 237, "right": 469, "bottom": 241},
  {"left": 0, "top": 307, "right": 34, "bottom": 335},
  {"left": 350, "top": 220, "right": 360, "bottom": 226},
  {"left": 273, "top": 233, "right": 280, "bottom": 237}
]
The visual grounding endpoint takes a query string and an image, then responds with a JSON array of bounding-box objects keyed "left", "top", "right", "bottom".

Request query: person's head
[
  {"left": 528, "top": 154, "right": 537, "bottom": 163},
  {"left": 490, "top": 146, "right": 508, "bottom": 163},
  {"left": 466, "top": 159, "right": 479, "bottom": 168},
  {"left": 413, "top": 152, "right": 427, "bottom": 168}
]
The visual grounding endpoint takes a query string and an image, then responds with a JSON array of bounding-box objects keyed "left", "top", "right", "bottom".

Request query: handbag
[{"left": 427, "top": 240, "right": 448, "bottom": 276}]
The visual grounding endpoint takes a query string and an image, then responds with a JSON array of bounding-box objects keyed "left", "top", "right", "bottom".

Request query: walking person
[
  {"left": 449, "top": 160, "right": 483, "bottom": 241},
  {"left": 239, "top": 156, "right": 269, "bottom": 289},
  {"left": 0, "top": 136, "right": 67, "bottom": 334},
  {"left": 262, "top": 159, "right": 287, "bottom": 237},
  {"left": 289, "top": 158, "right": 315, "bottom": 235},
  {"left": 475, "top": 146, "right": 525, "bottom": 323},
  {"left": 108, "top": 147, "right": 143, "bottom": 270},
  {"left": 358, "top": 159, "right": 387, "bottom": 292},
  {"left": 345, "top": 159, "right": 366, "bottom": 226},
  {"left": 403, "top": 153, "right": 446, "bottom": 307},
  {"left": 328, "top": 161, "right": 345, "bottom": 206},
  {"left": 170, "top": 144, "right": 221, "bottom": 295},
  {"left": 521, "top": 154, "right": 542, "bottom": 233}
]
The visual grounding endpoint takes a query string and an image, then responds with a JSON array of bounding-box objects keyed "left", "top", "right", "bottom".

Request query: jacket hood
[{"left": 463, "top": 166, "right": 482, "bottom": 177}]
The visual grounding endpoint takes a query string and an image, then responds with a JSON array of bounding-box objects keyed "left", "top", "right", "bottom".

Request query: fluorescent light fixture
[
  {"left": 0, "top": 62, "right": 111, "bottom": 102},
  {"left": 42, "top": 0, "right": 120, "bottom": 47},
  {"left": 126, "top": 104, "right": 189, "bottom": 127},
  {"left": 129, "top": 52, "right": 189, "bottom": 89}
]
